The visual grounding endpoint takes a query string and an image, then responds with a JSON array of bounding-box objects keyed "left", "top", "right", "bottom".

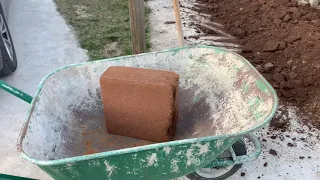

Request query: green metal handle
[
  {"left": 0, "top": 173, "right": 36, "bottom": 180},
  {"left": 0, "top": 80, "right": 33, "bottom": 104},
  {"left": 206, "top": 133, "right": 262, "bottom": 167}
]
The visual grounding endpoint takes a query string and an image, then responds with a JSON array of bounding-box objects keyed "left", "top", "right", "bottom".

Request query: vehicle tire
[
  {"left": 0, "top": 5, "right": 17, "bottom": 77},
  {"left": 187, "top": 140, "right": 247, "bottom": 180}
]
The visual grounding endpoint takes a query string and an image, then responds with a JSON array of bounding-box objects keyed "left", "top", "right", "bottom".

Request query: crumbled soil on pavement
[
  {"left": 269, "top": 149, "right": 278, "bottom": 156},
  {"left": 287, "top": 142, "right": 295, "bottom": 147},
  {"left": 270, "top": 135, "right": 277, "bottom": 139},
  {"left": 263, "top": 162, "right": 268, "bottom": 167},
  {"left": 188, "top": 0, "right": 320, "bottom": 129}
]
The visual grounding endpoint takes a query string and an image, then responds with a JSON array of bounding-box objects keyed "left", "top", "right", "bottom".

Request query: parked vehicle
[{"left": 0, "top": 1, "right": 16, "bottom": 76}]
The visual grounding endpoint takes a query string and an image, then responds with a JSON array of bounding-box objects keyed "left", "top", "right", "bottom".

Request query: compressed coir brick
[{"left": 100, "top": 66, "right": 179, "bottom": 142}]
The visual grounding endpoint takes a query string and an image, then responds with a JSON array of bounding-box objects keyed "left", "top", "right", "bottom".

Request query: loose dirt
[
  {"left": 269, "top": 149, "right": 278, "bottom": 156},
  {"left": 187, "top": 0, "right": 320, "bottom": 129}
]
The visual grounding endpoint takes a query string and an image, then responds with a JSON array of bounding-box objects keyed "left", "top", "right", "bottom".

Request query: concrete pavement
[{"left": 0, "top": 0, "right": 88, "bottom": 178}]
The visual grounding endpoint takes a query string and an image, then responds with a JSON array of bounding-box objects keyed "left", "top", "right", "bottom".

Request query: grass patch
[{"left": 55, "top": 0, "right": 151, "bottom": 60}]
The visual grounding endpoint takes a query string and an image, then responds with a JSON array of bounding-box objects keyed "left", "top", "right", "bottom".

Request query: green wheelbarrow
[{"left": 0, "top": 46, "right": 278, "bottom": 180}]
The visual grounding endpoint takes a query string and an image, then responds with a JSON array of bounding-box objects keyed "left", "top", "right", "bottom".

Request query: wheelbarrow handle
[
  {"left": 205, "top": 133, "right": 262, "bottom": 167},
  {"left": 0, "top": 80, "right": 33, "bottom": 104}
]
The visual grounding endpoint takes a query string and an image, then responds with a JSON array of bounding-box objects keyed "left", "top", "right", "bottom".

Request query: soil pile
[{"left": 188, "top": 0, "right": 320, "bottom": 129}]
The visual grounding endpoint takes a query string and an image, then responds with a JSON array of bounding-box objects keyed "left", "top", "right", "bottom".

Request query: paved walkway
[{"left": 0, "top": 0, "right": 88, "bottom": 178}]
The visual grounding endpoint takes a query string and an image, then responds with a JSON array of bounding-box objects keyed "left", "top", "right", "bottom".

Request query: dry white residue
[
  {"left": 186, "top": 148, "right": 200, "bottom": 166},
  {"left": 63, "top": 163, "right": 74, "bottom": 171},
  {"left": 179, "top": 49, "right": 272, "bottom": 136},
  {"left": 194, "top": 143, "right": 209, "bottom": 154},
  {"left": 281, "top": 105, "right": 300, "bottom": 130},
  {"left": 186, "top": 143, "right": 210, "bottom": 166},
  {"left": 104, "top": 160, "right": 117, "bottom": 177},
  {"left": 163, "top": 147, "right": 172, "bottom": 155},
  {"left": 215, "top": 139, "right": 225, "bottom": 149},
  {"left": 88, "top": 160, "right": 100, "bottom": 167},
  {"left": 275, "top": 105, "right": 319, "bottom": 139},
  {"left": 176, "top": 151, "right": 182, "bottom": 155},
  {"left": 132, "top": 154, "right": 138, "bottom": 160},
  {"left": 171, "top": 159, "right": 180, "bottom": 173},
  {"left": 147, "top": 153, "right": 158, "bottom": 167}
]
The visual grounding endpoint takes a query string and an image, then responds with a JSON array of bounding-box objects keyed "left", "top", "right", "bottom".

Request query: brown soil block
[
  {"left": 189, "top": 0, "right": 320, "bottom": 130},
  {"left": 100, "top": 66, "right": 179, "bottom": 142}
]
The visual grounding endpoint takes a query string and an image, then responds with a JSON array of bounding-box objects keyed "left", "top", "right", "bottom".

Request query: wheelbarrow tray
[{"left": 18, "top": 46, "right": 278, "bottom": 180}]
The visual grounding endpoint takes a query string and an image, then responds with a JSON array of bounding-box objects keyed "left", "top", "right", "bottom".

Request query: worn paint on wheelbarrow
[
  {"left": 17, "top": 46, "right": 278, "bottom": 179},
  {"left": 35, "top": 138, "right": 238, "bottom": 179}
]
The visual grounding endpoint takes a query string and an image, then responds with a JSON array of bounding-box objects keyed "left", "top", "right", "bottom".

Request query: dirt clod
[
  {"left": 263, "top": 62, "right": 275, "bottom": 72},
  {"left": 279, "top": 89, "right": 290, "bottom": 98},
  {"left": 270, "top": 135, "right": 277, "bottom": 139},
  {"left": 287, "top": 34, "right": 302, "bottom": 43},
  {"left": 269, "top": 149, "right": 278, "bottom": 156},
  {"left": 263, "top": 162, "right": 268, "bottom": 167},
  {"left": 288, "top": 72, "right": 298, "bottom": 79},
  {"left": 283, "top": 15, "right": 292, "bottom": 22},
  {"left": 278, "top": 41, "right": 287, "bottom": 50},
  {"left": 241, "top": 172, "right": 246, "bottom": 177},
  {"left": 263, "top": 41, "right": 280, "bottom": 52},
  {"left": 272, "top": 73, "right": 285, "bottom": 83},
  {"left": 287, "top": 142, "right": 295, "bottom": 147},
  {"left": 299, "top": 156, "right": 305, "bottom": 159},
  {"left": 164, "top": 21, "right": 175, "bottom": 24}
]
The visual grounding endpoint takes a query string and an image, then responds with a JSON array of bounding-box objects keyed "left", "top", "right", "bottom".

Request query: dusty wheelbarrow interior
[{"left": 19, "top": 46, "right": 277, "bottom": 161}]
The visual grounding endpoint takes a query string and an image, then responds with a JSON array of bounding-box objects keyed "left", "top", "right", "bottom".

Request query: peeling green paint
[
  {"left": 255, "top": 80, "right": 269, "bottom": 94},
  {"left": 232, "top": 64, "right": 241, "bottom": 72},
  {"left": 248, "top": 96, "right": 265, "bottom": 120},
  {"left": 214, "top": 48, "right": 227, "bottom": 54},
  {"left": 171, "top": 49, "right": 180, "bottom": 56},
  {"left": 193, "top": 95, "right": 200, "bottom": 103},
  {"left": 242, "top": 81, "right": 249, "bottom": 94}
]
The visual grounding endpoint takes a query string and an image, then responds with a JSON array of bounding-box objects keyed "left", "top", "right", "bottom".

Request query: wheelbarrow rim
[{"left": 18, "top": 46, "right": 279, "bottom": 166}]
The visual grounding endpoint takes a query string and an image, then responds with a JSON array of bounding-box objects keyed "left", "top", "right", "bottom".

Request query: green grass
[{"left": 55, "top": 0, "right": 151, "bottom": 60}]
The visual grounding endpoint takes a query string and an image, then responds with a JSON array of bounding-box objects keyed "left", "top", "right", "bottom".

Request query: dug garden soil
[{"left": 187, "top": 0, "right": 320, "bottom": 129}]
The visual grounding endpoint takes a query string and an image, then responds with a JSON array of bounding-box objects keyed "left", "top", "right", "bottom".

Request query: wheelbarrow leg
[
  {"left": 187, "top": 134, "right": 262, "bottom": 180},
  {"left": 187, "top": 140, "right": 247, "bottom": 180},
  {"left": 0, "top": 80, "right": 33, "bottom": 103}
]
